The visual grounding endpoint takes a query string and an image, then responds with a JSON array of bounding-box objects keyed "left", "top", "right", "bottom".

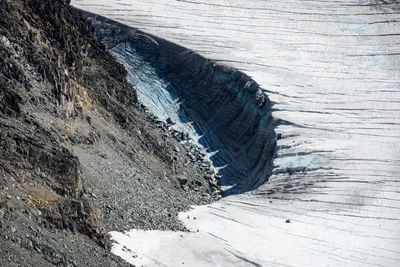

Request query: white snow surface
[{"left": 72, "top": 0, "right": 400, "bottom": 266}]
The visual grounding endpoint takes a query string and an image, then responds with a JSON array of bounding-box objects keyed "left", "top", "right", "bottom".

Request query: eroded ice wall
[{"left": 83, "top": 13, "right": 276, "bottom": 193}]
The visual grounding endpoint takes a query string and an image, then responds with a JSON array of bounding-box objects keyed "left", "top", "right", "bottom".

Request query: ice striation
[{"left": 72, "top": 0, "right": 400, "bottom": 266}]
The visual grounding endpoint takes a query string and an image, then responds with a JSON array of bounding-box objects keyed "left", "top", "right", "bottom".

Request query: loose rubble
[{"left": 0, "top": 0, "right": 221, "bottom": 266}]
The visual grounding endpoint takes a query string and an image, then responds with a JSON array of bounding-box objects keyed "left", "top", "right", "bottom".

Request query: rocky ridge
[{"left": 0, "top": 0, "right": 220, "bottom": 266}]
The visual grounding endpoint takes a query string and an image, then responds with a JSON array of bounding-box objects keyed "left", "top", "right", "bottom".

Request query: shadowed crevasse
[{"left": 82, "top": 12, "right": 277, "bottom": 195}]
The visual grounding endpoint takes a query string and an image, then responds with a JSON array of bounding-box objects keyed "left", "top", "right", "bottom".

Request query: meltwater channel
[{"left": 72, "top": 0, "right": 400, "bottom": 266}]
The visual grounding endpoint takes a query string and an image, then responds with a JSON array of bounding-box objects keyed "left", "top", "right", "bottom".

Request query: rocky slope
[
  {"left": 0, "top": 0, "right": 220, "bottom": 266},
  {"left": 84, "top": 13, "right": 277, "bottom": 195}
]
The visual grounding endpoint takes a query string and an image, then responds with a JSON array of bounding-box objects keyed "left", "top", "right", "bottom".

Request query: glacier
[{"left": 72, "top": 0, "right": 400, "bottom": 266}]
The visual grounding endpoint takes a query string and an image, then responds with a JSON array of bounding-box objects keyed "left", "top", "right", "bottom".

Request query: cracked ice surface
[{"left": 72, "top": 0, "right": 400, "bottom": 266}]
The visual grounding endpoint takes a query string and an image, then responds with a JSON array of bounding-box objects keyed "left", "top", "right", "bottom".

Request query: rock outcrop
[{"left": 0, "top": 0, "right": 220, "bottom": 266}]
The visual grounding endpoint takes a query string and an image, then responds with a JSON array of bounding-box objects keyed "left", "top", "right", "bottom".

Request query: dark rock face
[
  {"left": 0, "top": 0, "right": 220, "bottom": 266},
  {"left": 85, "top": 14, "right": 277, "bottom": 194},
  {"left": 0, "top": 0, "right": 113, "bottom": 247},
  {"left": 0, "top": 121, "right": 81, "bottom": 195}
]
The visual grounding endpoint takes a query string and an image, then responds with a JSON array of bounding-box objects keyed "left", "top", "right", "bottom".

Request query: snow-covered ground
[{"left": 72, "top": 0, "right": 400, "bottom": 266}]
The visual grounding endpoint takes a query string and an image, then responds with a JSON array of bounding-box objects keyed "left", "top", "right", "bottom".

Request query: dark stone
[
  {"left": 69, "top": 222, "right": 77, "bottom": 233},
  {"left": 177, "top": 176, "right": 188, "bottom": 185},
  {"left": 166, "top": 117, "right": 175, "bottom": 125}
]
